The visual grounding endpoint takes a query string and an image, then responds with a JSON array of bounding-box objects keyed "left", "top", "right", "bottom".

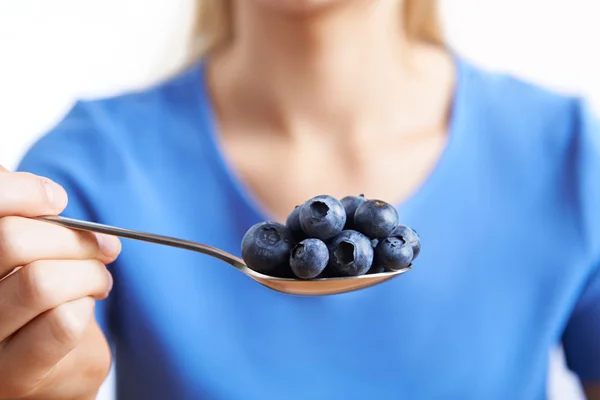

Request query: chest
[{"left": 218, "top": 128, "right": 447, "bottom": 221}]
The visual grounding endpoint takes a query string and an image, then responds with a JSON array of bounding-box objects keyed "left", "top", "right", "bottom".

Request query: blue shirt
[{"left": 18, "top": 57, "right": 600, "bottom": 400}]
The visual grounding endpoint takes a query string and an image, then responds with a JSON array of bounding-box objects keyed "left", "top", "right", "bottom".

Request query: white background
[{"left": 1, "top": 0, "right": 599, "bottom": 399}]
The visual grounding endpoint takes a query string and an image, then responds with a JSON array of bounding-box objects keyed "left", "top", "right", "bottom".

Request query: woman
[{"left": 0, "top": 0, "right": 598, "bottom": 399}]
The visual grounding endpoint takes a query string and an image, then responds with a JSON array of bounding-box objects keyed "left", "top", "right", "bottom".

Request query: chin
[{"left": 253, "top": 0, "right": 347, "bottom": 14}]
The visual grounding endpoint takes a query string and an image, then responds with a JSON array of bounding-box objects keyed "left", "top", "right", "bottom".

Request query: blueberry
[
  {"left": 374, "top": 236, "right": 413, "bottom": 271},
  {"left": 299, "top": 195, "right": 346, "bottom": 240},
  {"left": 391, "top": 224, "right": 421, "bottom": 260},
  {"left": 367, "top": 264, "right": 386, "bottom": 274},
  {"left": 314, "top": 269, "right": 335, "bottom": 279},
  {"left": 286, "top": 205, "right": 307, "bottom": 241},
  {"left": 354, "top": 200, "right": 399, "bottom": 239},
  {"left": 290, "top": 238, "right": 329, "bottom": 279},
  {"left": 370, "top": 238, "right": 379, "bottom": 249},
  {"left": 327, "top": 230, "right": 374, "bottom": 276},
  {"left": 241, "top": 221, "right": 294, "bottom": 276},
  {"left": 340, "top": 194, "right": 366, "bottom": 229}
]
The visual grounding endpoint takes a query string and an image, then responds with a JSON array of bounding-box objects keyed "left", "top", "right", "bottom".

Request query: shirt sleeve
[
  {"left": 562, "top": 99, "right": 600, "bottom": 382},
  {"left": 16, "top": 101, "right": 115, "bottom": 341}
]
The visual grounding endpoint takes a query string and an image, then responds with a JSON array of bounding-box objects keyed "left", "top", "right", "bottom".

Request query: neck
[{"left": 208, "top": 0, "right": 451, "bottom": 136}]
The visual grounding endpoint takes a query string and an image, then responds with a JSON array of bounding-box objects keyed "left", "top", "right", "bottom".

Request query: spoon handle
[{"left": 36, "top": 215, "right": 246, "bottom": 269}]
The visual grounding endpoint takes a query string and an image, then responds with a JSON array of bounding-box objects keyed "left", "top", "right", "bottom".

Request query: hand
[{"left": 0, "top": 165, "right": 121, "bottom": 400}]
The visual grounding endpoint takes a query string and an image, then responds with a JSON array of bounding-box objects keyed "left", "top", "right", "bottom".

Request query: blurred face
[{"left": 251, "top": 0, "right": 348, "bottom": 14}]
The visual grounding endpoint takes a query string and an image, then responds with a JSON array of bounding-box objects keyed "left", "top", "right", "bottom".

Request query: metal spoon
[{"left": 37, "top": 215, "right": 412, "bottom": 296}]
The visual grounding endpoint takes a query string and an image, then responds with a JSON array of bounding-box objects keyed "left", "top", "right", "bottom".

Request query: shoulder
[
  {"left": 17, "top": 61, "right": 209, "bottom": 219},
  {"left": 18, "top": 61, "right": 207, "bottom": 180},
  {"left": 459, "top": 58, "right": 585, "bottom": 139},
  {"left": 458, "top": 58, "right": 600, "bottom": 168},
  {"left": 80, "top": 61, "right": 205, "bottom": 131},
  {"left": 461, "top": 57, "right": 600, "bottom": 247}
]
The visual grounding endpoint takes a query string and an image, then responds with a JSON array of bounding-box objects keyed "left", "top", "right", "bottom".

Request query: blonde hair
[{"left": 195, "top": 0, "right": 444, "bottom": 56}]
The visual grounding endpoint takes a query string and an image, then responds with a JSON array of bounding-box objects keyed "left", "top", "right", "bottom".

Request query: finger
[
  {"left": 0, "top": 172, "right": 68, "bottom": 217},
  {"left": 0, "top": 259, "right": 112, "bottom": 342},
  {"left": 0, "top": 297, "right": 95, "bottom": 399},
  {"left": 16, "top": 320, "right": 111, "bottom": 400},
  {"left": 0, "top": 164, "right": 8, "bottom": 172},
  {"left": 0, "top": 216, "right": 121, "bottom": 275}
]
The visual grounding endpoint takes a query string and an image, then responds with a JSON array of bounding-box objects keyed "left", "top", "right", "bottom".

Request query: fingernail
[
  {"left": 97, "top": 234, "right": 122, "bottom": 258},
  {"left": 43, "top": 180, "right": 67, "bottom": 210}
]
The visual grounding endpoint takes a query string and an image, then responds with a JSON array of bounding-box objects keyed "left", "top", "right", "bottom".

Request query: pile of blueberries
[{"left": 241, "top": 195, "right": 420, "bottom": 280}]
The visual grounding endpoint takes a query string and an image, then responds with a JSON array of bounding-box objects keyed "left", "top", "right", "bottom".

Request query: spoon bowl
[
  {"left": 37, "top": 215, "right": 411, "bottom": 296},
  {"left": 243, "top": 267, "right": 411, "bottom": 295}
]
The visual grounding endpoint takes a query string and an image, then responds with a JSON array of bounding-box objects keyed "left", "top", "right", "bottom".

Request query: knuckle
[
  {"left": 47, "top": 300, "right": 94, "bottom": 348},
  {"left": 0, "top": 216, "right": 25, "bottom": 263},
  {"left": 16, "top": 261, "right": 57, "bottom": 308}
]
